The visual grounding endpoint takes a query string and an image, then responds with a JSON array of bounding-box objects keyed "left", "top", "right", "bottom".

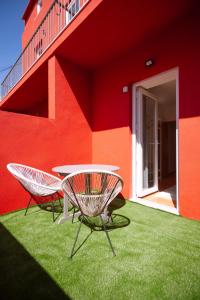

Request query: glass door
[{"left": 136, "top": 87, "right": 158, "bottom": 197}]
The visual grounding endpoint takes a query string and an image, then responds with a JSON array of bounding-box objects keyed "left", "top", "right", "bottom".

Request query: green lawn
[{"left": 0, "top": 201, "right": 200, "bottom": 300}]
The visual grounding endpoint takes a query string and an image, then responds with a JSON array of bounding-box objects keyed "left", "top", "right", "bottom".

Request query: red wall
[
  {"left": 92, "top": 13, "right": 200, "bottom": 220},
  {"left": 22, "top": 0, "right": 53, "bottom": 48},
  {"left": 0, "top": 55, "right": 92, "bottom": 214}
]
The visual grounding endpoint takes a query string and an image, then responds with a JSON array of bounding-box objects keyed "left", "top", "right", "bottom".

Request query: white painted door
[{"left": 136, "top": 87, "right": 158, "bottom": 197}]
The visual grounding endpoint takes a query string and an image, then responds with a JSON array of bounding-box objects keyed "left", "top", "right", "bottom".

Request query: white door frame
[{"left": 131, "top": 68, "right": 179, "bottom": 215}]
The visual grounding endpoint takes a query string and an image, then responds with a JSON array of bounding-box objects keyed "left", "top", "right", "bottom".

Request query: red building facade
[{"left": 0, "top": 0, "right": 200, "bottom": 220}]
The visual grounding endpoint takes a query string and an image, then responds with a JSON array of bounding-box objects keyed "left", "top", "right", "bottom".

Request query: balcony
[
  {"left": 1, "top": 0, "right": 89, "bottom": 99},
  {"left": 1, "top": 0, "right": 193, "bottom": 104}
]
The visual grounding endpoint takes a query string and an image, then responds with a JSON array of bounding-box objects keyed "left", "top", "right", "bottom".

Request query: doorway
[{"left": 132, "top": 69, "right": 179, "bottom": 214}]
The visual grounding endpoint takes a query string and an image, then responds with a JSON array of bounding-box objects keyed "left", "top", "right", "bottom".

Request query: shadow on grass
[
  {"left": 0, "top": 223, "right": 71, "bottom": 300},
  {"left": 26, "top": 199, "right": 67, "bottom": 222},
  {"left": 108, "top": 194, "right": 126, "bottom": 213},
  {"left": 39, "top": 201, "right": 63, "bottom": 222},
  {"left": 79, "top": 195, "right": 130, "bottom": 231}
]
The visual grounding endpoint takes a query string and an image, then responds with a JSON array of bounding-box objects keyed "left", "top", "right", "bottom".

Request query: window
[
  {"left": 66, "top": 0, "right": 80, "bottom": 23},
  {"left": 37, "top": 0, "right": 42, "bottom": 15}
]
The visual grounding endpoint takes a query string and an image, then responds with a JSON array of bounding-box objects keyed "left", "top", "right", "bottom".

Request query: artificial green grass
[{"left": 0, "top": 201, "right": 200, "bottom": 300}]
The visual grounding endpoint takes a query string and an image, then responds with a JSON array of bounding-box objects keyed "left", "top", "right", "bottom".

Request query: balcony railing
[{"left": 1, "top": 0, "right": 89, "bottom": 99}]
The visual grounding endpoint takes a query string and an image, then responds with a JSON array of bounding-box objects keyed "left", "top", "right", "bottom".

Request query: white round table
[
  {"left": 52, "top": 164, "right": 120, "bottom": 223},
  {"left": 52, "top": 164, "right": 119, "bottom": 177}
]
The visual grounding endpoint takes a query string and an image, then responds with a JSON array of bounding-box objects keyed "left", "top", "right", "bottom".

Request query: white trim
[
  {"left": 130, "top": 197, "right": 179, "bottom": 215},
  {"left": 132, "top": 67, "right": 179, "bottom": 214},
  {"left": 135, "top": 68, "right": 178, "bottom": 89}
]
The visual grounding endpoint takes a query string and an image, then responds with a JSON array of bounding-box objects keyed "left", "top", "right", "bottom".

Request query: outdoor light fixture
[
  {"left": 145, "top": 58, "right": 154, "bottom": 67},
  {"left": 122, "top": 86, "right": 129, "bottom": 93}
]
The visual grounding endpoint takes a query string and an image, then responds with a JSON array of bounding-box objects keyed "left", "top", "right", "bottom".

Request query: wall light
[
  {"left": 145, "top": 58, "right": 154, "bottom": 67},
  {"left": 122, "top": 86, "right": 129, "bottom": 93}
]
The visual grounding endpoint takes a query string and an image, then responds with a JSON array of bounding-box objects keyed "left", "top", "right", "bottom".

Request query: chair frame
[
  {"left": 7, "top": 163, "right": 63, "bottom": 222},
  {"left": 62, "top": 169, "right": 123, "bottom": 257}
]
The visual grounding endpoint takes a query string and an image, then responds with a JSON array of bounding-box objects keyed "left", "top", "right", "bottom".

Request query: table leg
[{"left": 57, "top": 193, "right": 80, "bottom": 224}]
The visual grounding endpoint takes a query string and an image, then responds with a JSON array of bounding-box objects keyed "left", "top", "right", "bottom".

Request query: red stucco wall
[
  {"left": 92, "top": 13, "right": 200, "bottom": 220},
  {"left": 0, "top": 55, "right": 92, "bottom": 214}
]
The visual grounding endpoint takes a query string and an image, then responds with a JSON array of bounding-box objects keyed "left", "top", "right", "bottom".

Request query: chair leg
[
  {"left": 24, "top": 196, "right": 32, "bottom": 216},
  {"left": 110, "top": 214, "right": 114, "bottom": 223},
  {"left": 51, "top": 200, "right": 56, "bottom": 222},
  {"left": 100, "top": 215, "right": 116, "bottom": 257},
  {"left": 71, "top": 207, "right": 77, "bottom": 224},
  {"left": 70, "top": 216, "right": 83, "bottom": 258},
  {"left": 58, "top": 197, "right": 62, "bottom": 208}
]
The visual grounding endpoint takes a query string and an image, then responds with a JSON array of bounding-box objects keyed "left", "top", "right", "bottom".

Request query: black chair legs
[
  {"left": 24, "top": 196, "right": 32, "bottom": 216},
  {"left": 100, "top": 215, "right": 116, "bottom": 257},
  {"left": 24, "top": 194, "right": 63, "bottom": 223},
  {"left": 70, "top": 216, "right": 83, "bottom": 258},
  {"left": 69, "top": 215, "right": 116, "bottom": 258},
  {"left": 51, "top": 200, "right": 56, "bottom": 222}
]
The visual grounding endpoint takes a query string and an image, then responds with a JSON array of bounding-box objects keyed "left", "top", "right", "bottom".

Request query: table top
[{"left": 52, "top": 164, "right": 120, "bottom": 176}]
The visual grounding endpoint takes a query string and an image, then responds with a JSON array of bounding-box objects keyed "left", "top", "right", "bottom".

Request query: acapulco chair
[
  {"left": 62, "top": 169, "right": 123, "bottom": 257},
  {"left": 7, "top": 163, "right": 63, "bottom": 222}
]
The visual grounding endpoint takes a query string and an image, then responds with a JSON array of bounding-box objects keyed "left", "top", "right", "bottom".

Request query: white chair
[
  {"left": 62, "top": 169, "right": 123, "bottom": 257},
  {"left": 7, "top": 163, "right": 63, "bottom": 221}
]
